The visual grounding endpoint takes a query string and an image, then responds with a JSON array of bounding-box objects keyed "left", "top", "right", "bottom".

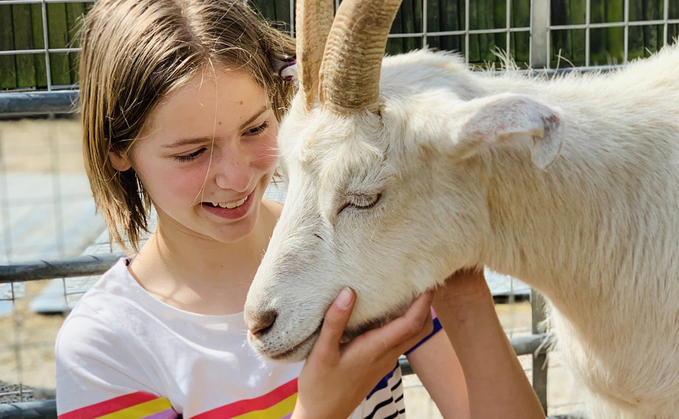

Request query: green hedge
[
  {"left": 0, "top": 1, "right": 91, "bottom": 90},
  {"left": 1, "top": 0, "right": 677, "bottom": 90},
  {"left": 551, "top": 0, "right": 679, "bottom": 66}
]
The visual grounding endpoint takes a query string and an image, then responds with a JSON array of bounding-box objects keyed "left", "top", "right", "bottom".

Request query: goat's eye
[{"left": 340, "top": 193, "right": 382, "bottom": 213}]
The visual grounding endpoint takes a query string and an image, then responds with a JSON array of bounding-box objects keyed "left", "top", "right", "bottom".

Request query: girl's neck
[{"left": 129, "top": 201, "right": 281, "bottom": 315}]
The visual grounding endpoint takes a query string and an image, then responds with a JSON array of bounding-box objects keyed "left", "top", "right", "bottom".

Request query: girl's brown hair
[{"left": 80, "top": 0, "right": 295, "bottom": 253}]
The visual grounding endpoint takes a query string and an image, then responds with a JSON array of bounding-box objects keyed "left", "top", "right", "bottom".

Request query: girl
[
  {"left": 56, "top": 0, "right": 468, "bottom": 418},
  {"left": 56, "top": 0, "right": 544, "bottom": 418}
]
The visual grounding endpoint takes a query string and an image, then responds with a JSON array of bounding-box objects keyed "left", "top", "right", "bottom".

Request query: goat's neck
[{"left": 480, "top": 93, "right": 679, "bottom": 320}]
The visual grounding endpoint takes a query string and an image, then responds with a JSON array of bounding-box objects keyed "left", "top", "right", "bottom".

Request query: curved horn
[
  {"left": 296, "top": 0, "right": 334, "bottom": 112},
  {"left": 319, "top": 0, "right": 403, "bottom": 114}
]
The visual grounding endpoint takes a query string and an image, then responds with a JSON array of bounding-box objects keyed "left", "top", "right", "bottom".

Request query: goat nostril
[{"left": 247, "top": 310, "right": 278, "bottom": 337}]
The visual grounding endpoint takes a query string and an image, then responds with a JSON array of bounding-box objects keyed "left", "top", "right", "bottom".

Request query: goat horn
[
  {"left": 319, "top": 0, "right": 403, "bottom": 114},
  {"left": 296, "top": 0, "right": 334, "bottom": 112}
]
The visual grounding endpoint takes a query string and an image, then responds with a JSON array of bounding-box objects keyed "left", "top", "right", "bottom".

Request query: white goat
[{"left": 244, "top": 0, "right": 679, "bottom": 416}]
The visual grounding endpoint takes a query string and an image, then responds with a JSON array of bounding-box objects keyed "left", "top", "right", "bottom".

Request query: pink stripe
[
  {"left": 193, "top": 378, "right": 298, "bottom": 419},
  {"left": 59, "top": 392, "right": 160, "bottom": 419},
  {"left": 144, "top": 408, "right": 178, "bottom": 419}
]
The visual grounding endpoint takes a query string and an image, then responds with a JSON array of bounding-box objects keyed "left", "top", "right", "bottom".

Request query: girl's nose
[{"left": 213, "top": 151, "right": 253, "bottom": 193}]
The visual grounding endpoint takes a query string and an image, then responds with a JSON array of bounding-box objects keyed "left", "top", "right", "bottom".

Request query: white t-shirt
[{"left": 56, "top": 259, "right": 431, "bottom": 419}]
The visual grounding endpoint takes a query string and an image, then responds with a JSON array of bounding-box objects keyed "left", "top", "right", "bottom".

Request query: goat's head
[{"left": 244, "top": 0, "right": 564, "bottom": 362}]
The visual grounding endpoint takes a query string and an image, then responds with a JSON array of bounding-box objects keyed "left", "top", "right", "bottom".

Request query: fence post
[
  {"left": 531, "top": 290, "right": 548, "bottom": 413},
  {"left": 530, "top": 0, "right": 549, "bottom": 68}
]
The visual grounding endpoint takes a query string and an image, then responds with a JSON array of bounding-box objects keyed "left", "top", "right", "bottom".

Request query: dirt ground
[
  {"left": 0, "top": 117, "right": 86, "bottom": 174},
  {"left": 0, "top": 117, "right": 585, "bottom": 416}
]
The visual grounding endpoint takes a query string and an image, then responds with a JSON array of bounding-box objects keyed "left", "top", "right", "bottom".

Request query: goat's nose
[{"left": 245, "top": 310, "right": 278, "bottom": 337}]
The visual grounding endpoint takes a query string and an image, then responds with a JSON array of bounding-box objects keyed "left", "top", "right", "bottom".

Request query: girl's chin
[{"left": 204, "top": 207, "right": 261, "bottom": 243}]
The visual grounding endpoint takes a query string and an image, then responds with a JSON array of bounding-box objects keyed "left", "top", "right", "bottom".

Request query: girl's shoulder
[{"left": 56, "top": 259, "right": 143, "bottom": 340}]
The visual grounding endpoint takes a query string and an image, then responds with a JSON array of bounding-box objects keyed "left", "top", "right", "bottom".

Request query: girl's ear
[
  {"left": 451, "top": 93, "right": 564, "bottom": 169},
  {"left": 109, "top": 149, "right": 132, "bottom": 172}
]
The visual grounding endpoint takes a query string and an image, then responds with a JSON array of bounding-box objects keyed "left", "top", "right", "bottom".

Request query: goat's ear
[{"left": 452, "top": 93, "right": 564, "bottom": 169}]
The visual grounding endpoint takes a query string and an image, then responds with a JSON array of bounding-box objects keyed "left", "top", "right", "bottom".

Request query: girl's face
[{"left": 126, "top": 68, "right": 279, "bottom": 244}]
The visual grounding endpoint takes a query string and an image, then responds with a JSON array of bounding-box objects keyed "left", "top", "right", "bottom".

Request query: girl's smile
[{"left": 201, "top": 192, "right": 255, "bottom": 220}]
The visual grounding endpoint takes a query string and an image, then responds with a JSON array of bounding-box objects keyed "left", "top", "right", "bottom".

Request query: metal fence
[
  {"left": 1, "top": 0, "right": 677, "bottom": 417},
  {"left": 0, "top": 0, "right": 677, "bottom": 95}
]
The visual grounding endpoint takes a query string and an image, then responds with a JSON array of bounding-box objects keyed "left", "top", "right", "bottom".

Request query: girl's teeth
[
  {"left": 226, "top": 197, "right": 247, "bottom": 208},
  {"left": 211, "top": 197, "right": 247, "bottom": 209}
]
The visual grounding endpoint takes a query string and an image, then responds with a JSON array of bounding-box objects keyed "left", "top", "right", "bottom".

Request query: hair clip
[{"left": 272, "top": 59, "right": 297, "bottom": 83}]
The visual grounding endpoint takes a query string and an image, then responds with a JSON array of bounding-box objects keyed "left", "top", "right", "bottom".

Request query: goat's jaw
[
  {"left": 246, "top": 309, "right": 406, "bottom": 362},
  {"left": 248, "top": 325, "right": 321, "bottom": 363}
]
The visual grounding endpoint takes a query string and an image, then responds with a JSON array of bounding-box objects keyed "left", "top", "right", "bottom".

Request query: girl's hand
[{"left": 292, "top": 288, "right": 434, "bottom": 419}]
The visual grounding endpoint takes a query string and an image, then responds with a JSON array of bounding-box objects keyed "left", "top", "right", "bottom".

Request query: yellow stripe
[
  {"left": 232, "top": 393, "right": 297, "bottom": 419},
  {"left": 97, "top": 398, "right": 173, "bottom": 419}
]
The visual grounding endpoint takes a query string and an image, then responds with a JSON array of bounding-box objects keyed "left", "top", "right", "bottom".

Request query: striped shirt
[{"left": 56, "top": 259, "right": 440, "bottom": 419}]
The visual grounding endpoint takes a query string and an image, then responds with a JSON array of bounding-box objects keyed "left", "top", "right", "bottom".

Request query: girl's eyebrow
[
  {"left": 163, "top": 136, "right": 212, "bottom": 149},
  {"left": 238, "top": 105, "right": 270, "bottom": 131},
  {"left": 162, "top": 105, "right": 270, "bottom": 149}
]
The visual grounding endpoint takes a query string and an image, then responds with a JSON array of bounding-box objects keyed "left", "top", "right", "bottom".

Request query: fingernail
[{"left": 335, "top": 288, "right": 353, "bottom": 310}]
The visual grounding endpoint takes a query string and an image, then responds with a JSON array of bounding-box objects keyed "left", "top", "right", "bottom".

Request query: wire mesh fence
[{"left": 0, "top": 0, "right": 677, "bottom": 417}]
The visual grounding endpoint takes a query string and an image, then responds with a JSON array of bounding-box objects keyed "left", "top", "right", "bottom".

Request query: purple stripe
[
  {"left": 280, "top": 413, "right": 292, "bottom": 419},
  {"left": 144, "top": 408, "right": 179, "bottom": 419}
]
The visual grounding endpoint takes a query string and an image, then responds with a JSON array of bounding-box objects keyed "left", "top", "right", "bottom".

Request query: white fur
[{"left": 245, "top": 44, "right": 679, "bottom": 417}]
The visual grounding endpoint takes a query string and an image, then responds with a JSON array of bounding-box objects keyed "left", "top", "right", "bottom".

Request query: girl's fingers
[
  {"left": 392, "top": 312, "right": 434, "bottom": 357},
  {"left": 312, "top": 288, "right": 356, "bottom": 362}
]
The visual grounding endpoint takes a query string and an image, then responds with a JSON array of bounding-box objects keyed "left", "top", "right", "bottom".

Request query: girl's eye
[
  {"left": 174, "top": 148, "right": 206, "bottom": 162},
  {"left": 244, "top": 121, "right": 269, "bottom": 136}
]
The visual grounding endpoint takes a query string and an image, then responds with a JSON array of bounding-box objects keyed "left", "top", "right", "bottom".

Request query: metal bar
[
  {"left": 0, "top": 253, "right": 124, "bottom": 284},
  {"left": 0, "top": 0, "right": 93, "bottom": 4},
  {"left": 0, "top": 130, "right": 12, "bottom": 262},
  {"left": 624, "top": 0, "right": 630, "bottom": 64},
  {"left": 422, "top": 0, "right": 427, "bottom": 47},
  {"left": 530, "top": 0, "right": 549, "bottom": 68},
  {"left": 464, "top": 0, "right": 470, "bottom": 64},
  {"left": 399, "top": 333, "right": 550, "bottom": 375},
  {"left": 585, "top": 0, "right": 591, "bottom": 67},
  {"left": 549, "top": 19, "right": 679, "bottom": 30},
  {"left": 388, "top": 27, "right": 531, "bottom": 38},
  {"left": 546, "top": 64, "right": 623, "bottom": 74},
  {"left": 0, "top": 400, "right": 57, "bottom": 419},
  {"left": 40, "top": 0, "right": 53, "bottom": 92},
  {"left": 48, "top": 116, "right": 65, "bottom": 258},
  {"left": 0, "top": 48, "right": 81, "bottom": 56},
  {"left": 0, "top": 91, "right": 79, "bottom": 116},
  {"left": 546, "top": 0, "right": 551, "bottom": 69},
  {"left": 289, "top": 0, "right": 294, "bottom": 37},
  {"left": 532, "top": 291, "right": 549, "bottom": 414},
  {"left": 13, "top": 310, "right": 25, "bottom": 401},
  {"left": 663, "top": 0, "right": 670, "bottom": 46},
  {"left": 511, "top": 332, "right": 550, "bottom": 356},
  {"left": 506, "top": 0, "right": 511, "bottom": 57}
]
